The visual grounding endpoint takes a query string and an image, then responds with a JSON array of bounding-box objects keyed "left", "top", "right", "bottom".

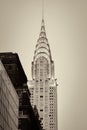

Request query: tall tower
[{"left": 29, "top": 19, "right": 58, "bottom": 130}]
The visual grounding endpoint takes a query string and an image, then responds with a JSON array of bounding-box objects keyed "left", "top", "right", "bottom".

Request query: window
[{"left": 40, "top": 109, "right": 43, "bottom": 111}]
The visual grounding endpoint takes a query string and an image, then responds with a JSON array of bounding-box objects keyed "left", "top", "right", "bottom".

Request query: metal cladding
[
  {"left": 32, "top": 19, "right": 54, "bottom": 80},
  {"left": 34, "top": 19, "right": 52, "bottom": 61}
]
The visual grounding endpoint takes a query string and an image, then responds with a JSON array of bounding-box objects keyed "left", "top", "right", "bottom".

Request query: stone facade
[{"left": 0, "top": 60, "right": 19, "bottom": 130}]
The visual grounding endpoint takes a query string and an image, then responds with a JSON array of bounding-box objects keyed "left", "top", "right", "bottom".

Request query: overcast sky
[{"left": 0, "top": 0, "right": 87, "bottom": 130}]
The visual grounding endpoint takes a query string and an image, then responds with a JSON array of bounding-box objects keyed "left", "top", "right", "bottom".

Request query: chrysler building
[{"left": 29, "top": 19, "right": 58, "bottom": 130}]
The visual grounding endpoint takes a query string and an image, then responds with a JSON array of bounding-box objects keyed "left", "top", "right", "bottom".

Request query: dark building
[{"left": 0, "top": 52, "right": 42, "bottom": 130}]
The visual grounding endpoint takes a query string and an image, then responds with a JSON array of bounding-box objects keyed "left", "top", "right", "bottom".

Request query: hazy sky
[{"left": 0, "top": 0, "right": 87, "bottom": 130}]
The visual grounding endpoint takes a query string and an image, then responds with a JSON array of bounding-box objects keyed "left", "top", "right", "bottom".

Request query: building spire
[
  {"left": 38, "top": 0, "right": 46, "bottom": 39},
  {"left": 42, "top": 0, "right": 44, "bottom": 20},
  {"left": 34, "top": 0, "right": 52, "bottom": 61},
  {"left": 41, "top": 0, "right": 45, "bottom": 33},
  {"left": 39, "top": 16, "right": 46, "bottom": 39}
]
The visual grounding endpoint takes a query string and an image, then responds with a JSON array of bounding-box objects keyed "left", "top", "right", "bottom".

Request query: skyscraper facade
[
  {"left": 29, "top": 19, "right": 58, "bottom": 130},
  {"left": 0, "top": 60, "right": 19, "bottom": 130}
]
